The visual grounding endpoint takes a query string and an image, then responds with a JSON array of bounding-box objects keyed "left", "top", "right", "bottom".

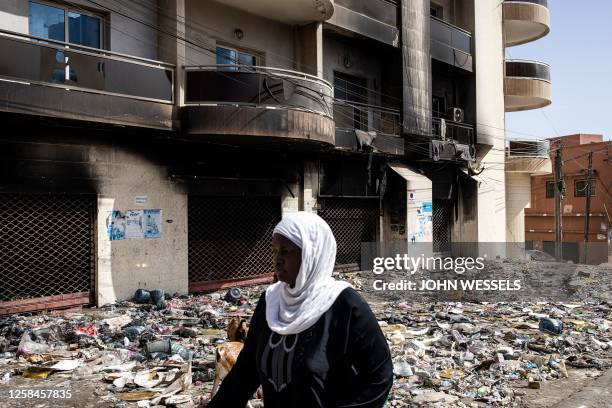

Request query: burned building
[{"left": 0, "top": 0, "right": 552, "bottom": 313}]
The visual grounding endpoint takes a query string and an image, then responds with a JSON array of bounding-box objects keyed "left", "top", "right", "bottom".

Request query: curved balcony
[
  {"left": 503, "top": 0, "right": 550, "bottom": 47},
  {"left": 0, "top": 29, "right": 174, "bottom": 130},
  {"left": 504, "top": 60, "right": 551, "bottom": 112},
  {"left": 184, "top": 65, "right": 335, "bottom": 146},
  {"left": 212, "top": 0, "right": 334, "bottom": 24},
  {"left": 505, "top": 139, "right": 551, "bottom": 174}
]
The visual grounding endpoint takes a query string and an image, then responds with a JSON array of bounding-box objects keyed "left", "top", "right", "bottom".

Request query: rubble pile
[
  {"left": 0, "top": 261, "right": 610, "bottom": 407},
  {"left": 0, "top": 288, "right": 259, "bottom": 407}
]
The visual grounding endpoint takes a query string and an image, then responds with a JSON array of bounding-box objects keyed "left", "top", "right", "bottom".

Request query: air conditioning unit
[{"left": 448, "top": 107, "right": 464, "bottom": 123}]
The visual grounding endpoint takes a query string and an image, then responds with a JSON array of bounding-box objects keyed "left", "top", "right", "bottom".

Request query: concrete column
[
  {"left": 296, "top": 23, "right": 323, "bottom": 77},
  {"left": 473, "top": 0, "right": 507, "bottom": 244},
  {"left": 96, "top": 148, "right": 188, "bottom": 305},
  {"left": 158, "top": 0, "right": 186, "bottom": 107},
  {"left": 302, "top": 160, "right": 319, "bottom": 213},
  {"left": 401, "top": 0, "right": 432, "bottom": 136},
  {"left": 505, "top": 172, "right": 531, "bottom": 243}
]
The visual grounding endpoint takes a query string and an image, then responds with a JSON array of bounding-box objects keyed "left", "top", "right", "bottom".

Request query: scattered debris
[{"left": 0, "top": 261, "right": 610, "bottom": 406}]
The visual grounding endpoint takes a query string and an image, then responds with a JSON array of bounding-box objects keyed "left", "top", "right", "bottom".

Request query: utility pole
[
  {"left": 582, "top": 151, "right": 593, "bottom": 263},
  {"left": 554, "top": 142, "right": 563, "bottom": 260}
]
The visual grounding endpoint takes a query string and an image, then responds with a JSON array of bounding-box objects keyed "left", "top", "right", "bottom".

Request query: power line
[{"left": 78, "top": 0, "right": 556, "bottom": 147}]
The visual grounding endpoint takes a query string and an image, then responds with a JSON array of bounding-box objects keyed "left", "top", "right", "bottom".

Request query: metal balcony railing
[
  {"left": 505, "top": 59, "right": 551, "bottom": 81},
  {"left": 333, "top": 100, "right": 401, "bottom": 137},
  {"left": 0, "top": 29, "right": 174, "bottom": 103},
  {"left": 335, "top": 0, "right": 398, "bottom": 27},
  {"left": 430, "top": 17, "right": 473, "bottom": 71},
  {"left": 506, "top": 139, "right": 549, "bottom": 157},
  {"left": 504, "top": 0, "right": 548, "bottom": 7},
  {"left": 432, "top": 116, "right": 475, "bottom": 146},
  {"left": 184, "top": 65, "right": 334, "bottom": 118}
]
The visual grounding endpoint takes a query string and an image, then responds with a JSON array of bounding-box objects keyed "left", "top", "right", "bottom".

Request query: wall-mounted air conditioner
[{"left": 448, "top": 107, "right": 464, "bottom": 123}]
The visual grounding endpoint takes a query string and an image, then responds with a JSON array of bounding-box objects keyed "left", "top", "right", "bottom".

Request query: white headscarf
[{"left": 265, "top": 212, "right": 352, "bottom": 335}]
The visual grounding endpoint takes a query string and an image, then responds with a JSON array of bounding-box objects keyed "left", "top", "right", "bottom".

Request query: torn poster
[
  {"left": 143, "top": 209, "right": 162, "bottom": 239},
  {"left": 125, "top": 209, "right": 144, "bottom": 239},
  {"left": 108, "top": 211, "right": 126, "bottom": 241}
]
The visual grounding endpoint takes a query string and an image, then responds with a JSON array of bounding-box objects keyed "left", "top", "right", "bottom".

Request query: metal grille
[
  {"left": 433, "top": 199, "right": 452, "bottom": 253},
  {"left": 0, "top": 194, "right": 95, "bottom": 304},
  {"left": 318, "top": 198, "right": 379, "bottom": 266},
  {"left": 188, "top": 197, "right": 281, "bottom": 287}
]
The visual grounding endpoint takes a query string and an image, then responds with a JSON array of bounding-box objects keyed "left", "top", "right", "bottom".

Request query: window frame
[
  {"left": 215, "top": 44, "right": 262, "bottom": 68},
  {"left": 574, "top": 179, "right": 596, "bottom": 197},
  {"left": 29, "top": 0, "right": 105, "bottom": 49},
  {"left": 545, "top": 180, "right": 555, "bottom": 199}
]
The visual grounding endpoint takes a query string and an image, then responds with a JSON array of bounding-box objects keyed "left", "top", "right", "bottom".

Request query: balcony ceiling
[
  {"left": 211, "top": 0, "right": 334, "bottom": 24},
  {"left": 503, "top": 1, "right": 550, "bottom": 46},
  {"left": 505, "top": 156, "right": 552, "bottom": 175},
  {"left": 504, "top": 77, "right": 551, "bottom": 112}
]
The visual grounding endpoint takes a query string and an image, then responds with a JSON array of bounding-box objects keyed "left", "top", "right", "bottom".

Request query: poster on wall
[
  {"left": 421, "top": 201, "right": 433, "bottom": 214},
  {"left": 125, "top": 209, "right": 144, "bottom": 239},
  {"left": 143, "top": 209, "right": 162, "bottom": 239},
  {"left": 408, "top": 190, "right": 416, "bottom": 203},
  {"left": 107, "top": 211, "right": 126, "bottom": 241}
]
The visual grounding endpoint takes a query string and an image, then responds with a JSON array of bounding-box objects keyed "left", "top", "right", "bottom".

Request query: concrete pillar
[
  {"left": 401, "top": 0, "right": 432, "bottom": 136},
  {"left": 301, "top": 160, "right": 319, "bottom": 213},
  {"left": 96, "top": 149, "right": 188, "bottom": 305},
  {"left": 296, "top": 23, "right": 323, "bottom": 77},
  {"left": 505, "top": 172, "right": 531, "bottom": 243},
  {"left": 473, "top": 0, "right": 507, "bottom": 244},
  {"left": 158, "top": 0, "right": 186, "bottom": 107}
]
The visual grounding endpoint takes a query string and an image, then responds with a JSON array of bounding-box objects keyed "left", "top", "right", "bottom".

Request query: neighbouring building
[
  {"left": 526, "top": 134, "right": 611, "bottom": 264},
  {"left": 0, "top": 0, "right": 551, "bottom": 313}
]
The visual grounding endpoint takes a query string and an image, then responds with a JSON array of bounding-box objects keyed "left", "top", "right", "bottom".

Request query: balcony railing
[
  {"left": 504, "top": 0, "right": 548, "bottom": 7},
  {"left": 184, "top": 65, "right": 333, "bottom": 118},
  {"left": 0, "top": 29, "right": 174, "bottom": 103},
  {"left": 432, "top": 117, "right": 475, "bottom": 146},
  {"left": 334, "top": 100, "right": 401, "bottom": 137},
  {"left": 334, "top": 0, "right": 398, "bottom": 27},
  {"left": 505, "top": 59, "right": 551, "bottom": 81},
  {"left": 430, "top": 17, "right": 473, "bottom": 71},
  {"left": 506, "top": 139, "right": 549, "bottom": 157},
  {"left": 328, "top": 0, "right": 399, "bottom": 45}
]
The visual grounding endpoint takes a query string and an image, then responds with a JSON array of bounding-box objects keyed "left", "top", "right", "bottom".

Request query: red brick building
[{"left": 526, "top": 134, "right": 611, "bottom": 264}]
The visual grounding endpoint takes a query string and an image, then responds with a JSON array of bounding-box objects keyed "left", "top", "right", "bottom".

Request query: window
[
  {"left": 29, "top": 1, "right": 102, "bottom": 48},
  {"left": 574, "top": 180, "right": 595, "bottom": 197},
  {"left": 216, "top": 46, "right": 258, "bottom": 68},
  {"left": 334, "top": 72, "right": 368, "bottom": 130},
  {"left": 545, "top": 181, "right": 555, "bottom": 198},
  {"left": 430, "top": 5, "right": 443, "bottom": 18},
  {"left": 432, "top": 96, "right": 446, "bottom": 118}
]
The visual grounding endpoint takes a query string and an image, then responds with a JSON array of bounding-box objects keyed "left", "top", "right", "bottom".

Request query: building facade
[
  {"left": 0, "top": 0, "right": 548, "bottom": 313},
  {"left": 526, "top": 134, "right": 611, "bottom": 264}
]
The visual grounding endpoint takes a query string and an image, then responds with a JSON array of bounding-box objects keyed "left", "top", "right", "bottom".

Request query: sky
[{"left": 505, "top": 0, "right": 612, "bottom": 141}]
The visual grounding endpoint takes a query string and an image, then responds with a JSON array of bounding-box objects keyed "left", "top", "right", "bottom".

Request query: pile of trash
[
  {"left": 0, "top": 287, "right": 259, "bottom": 407},
  {"left": 375, "top": 299, "right": 611, "bottom": 406},
  {"left": 0, "top": 260, "right": 610, "bottom": 407}
]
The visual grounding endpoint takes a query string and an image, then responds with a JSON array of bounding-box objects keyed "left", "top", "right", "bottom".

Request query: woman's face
[{"left": 272, "top": 234, "right": 302, "bottom": 287}]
